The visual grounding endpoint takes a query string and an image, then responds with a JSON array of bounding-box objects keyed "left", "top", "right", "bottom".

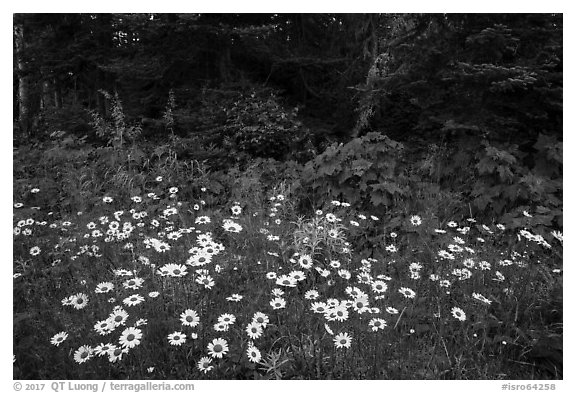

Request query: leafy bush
[
  {"left": 301, "top": 132, "right": 406, "bottom": 210},
  {"left": 440, "top": 134, "right": 562, "bottom": 231},
  {"left": 221, "top": 89, "right": 309, "bottom": 159},
  {"left": 172, "top": 86, "right": 311, "bottom": 163}
]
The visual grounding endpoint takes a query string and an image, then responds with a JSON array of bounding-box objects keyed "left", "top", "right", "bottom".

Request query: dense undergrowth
[{"left": 13, "top": 90, "right": 562, "bottom": 380}]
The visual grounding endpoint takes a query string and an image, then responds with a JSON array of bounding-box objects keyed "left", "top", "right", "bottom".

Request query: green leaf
[
  {"left": 351, "top": 158, "right": 373, "bottom": 176},
  {"left": 497, "top": 165, "right": 514, "bottom": 182},
  {"left": 370, "top": 190, "right": 389, "bottom": 207},
  {"left": 371, "top": 181, "right": 403, "bottom": 195}
]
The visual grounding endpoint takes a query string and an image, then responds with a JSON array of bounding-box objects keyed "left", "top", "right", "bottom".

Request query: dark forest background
[{"left": 13, "top": 13, "right": 563, "bottom": 228}]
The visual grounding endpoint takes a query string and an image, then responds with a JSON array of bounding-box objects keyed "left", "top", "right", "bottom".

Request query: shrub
[
  {"left": 301, "top": 132, "right": 406, "bottom": 211},
  {"left": 173, "top": 86, "right": 311, "bottom": 163},
  {"left": 440, "top": 134, "right": 562, "bottom": 231},
  {"left": 222, "top": 89, "right": 308, "bottom": 159}
]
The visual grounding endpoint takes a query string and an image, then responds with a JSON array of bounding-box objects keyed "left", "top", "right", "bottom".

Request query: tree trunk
[
  {"left": 54, "top": 77, "right": 63, "bottom": 109},
  {"left": 14, "top": 23, "right": 32, "bottom": 136},
  {"left": 41, "top": 79, "right": 52, "bottom": 110}
]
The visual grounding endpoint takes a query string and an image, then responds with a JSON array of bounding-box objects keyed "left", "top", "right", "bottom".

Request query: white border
[{"left": 3, "top": 4, "right": 572, "bottom": 391}]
